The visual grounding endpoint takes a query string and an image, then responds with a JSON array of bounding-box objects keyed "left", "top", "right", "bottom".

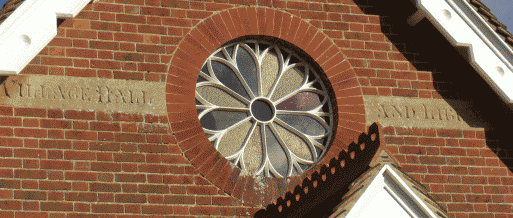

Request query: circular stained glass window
[{"left": 195, "top": 39, "right": 334, "bottom": 178}]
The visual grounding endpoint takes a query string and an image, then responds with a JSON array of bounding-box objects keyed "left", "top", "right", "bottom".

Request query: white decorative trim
[
  {"left": 346, "top": 164, "right": 439, "bottom": 218},
  {"left": 414, "top": 0, "right": 513, "bottom": 104},
  {"left": 0, "top": 0, "right": 91, "bottom": 75}
]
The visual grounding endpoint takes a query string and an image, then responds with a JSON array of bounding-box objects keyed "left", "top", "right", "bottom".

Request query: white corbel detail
[
  {"left": 0, "top": 0, "right": 91, "bottom": 75},
  {"left": 414, "top": 0, "right": 513, "bottom": 104}
]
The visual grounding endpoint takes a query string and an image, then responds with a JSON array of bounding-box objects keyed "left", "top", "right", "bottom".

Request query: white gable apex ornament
[
  {"left": 410, "top": 0, "right": 513, "bottom": 104},
  {"left": 344, "top": 164, "right": 446, "bottom": 218},
  {"left": 331, "top": 150, "right": 448, "bottom": 218},
  {"left": 0, "top": 0, "right": 91, "bottom": 74}
]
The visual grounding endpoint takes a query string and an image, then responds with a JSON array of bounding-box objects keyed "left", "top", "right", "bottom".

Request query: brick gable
[{"left": 0, "top": 0, "right": 511, "bottom": 217}]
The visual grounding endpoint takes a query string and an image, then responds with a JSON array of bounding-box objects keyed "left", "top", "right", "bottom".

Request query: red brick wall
[
  {"left": 383, "top": 126, "right": 513, "bottom": 217},
  {"left": 0, "top": 0, "right": 511, "bottom": 217}
]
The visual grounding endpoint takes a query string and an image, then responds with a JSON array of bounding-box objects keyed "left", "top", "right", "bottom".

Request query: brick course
[{"left": 0, "top": 0, "right": 510, "bottom": 216}]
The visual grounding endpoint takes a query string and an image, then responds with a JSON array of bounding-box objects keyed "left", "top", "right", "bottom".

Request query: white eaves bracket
[
  {"left": 413, "top": 0, "right": 513, "bottom": 104},
  {"left": 0, "top": 0, "right": 91, "bottom": 75}
]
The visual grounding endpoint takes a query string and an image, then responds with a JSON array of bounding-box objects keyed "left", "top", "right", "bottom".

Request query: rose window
[{"left": 195, "top": 39, "right": 334, "bottom": 178}]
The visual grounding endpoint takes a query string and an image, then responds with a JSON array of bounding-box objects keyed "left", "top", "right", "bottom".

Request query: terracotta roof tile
[
  {"left": 0, "top": 0, "right": 25, "bottom": 25},
  {"left": 467, "top": 0, "right": 513, "bottom": 48}
]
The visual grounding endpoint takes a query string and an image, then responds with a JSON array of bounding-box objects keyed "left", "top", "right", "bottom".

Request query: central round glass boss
[{"left": 250, "top": 98, "right": 275, "bottom": 122}]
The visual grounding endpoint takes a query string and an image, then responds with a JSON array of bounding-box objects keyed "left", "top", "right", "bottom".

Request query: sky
[
  {"left": 0, "top": 0, "right": 510, "bottom": 28},
  {"left": 481, "top": 0, "right": 513, "bottom": 29}
]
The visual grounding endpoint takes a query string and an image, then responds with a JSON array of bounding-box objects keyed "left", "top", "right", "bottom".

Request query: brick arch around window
[{"left": 165, "top": 7, "right": 367, "bottom": 207}]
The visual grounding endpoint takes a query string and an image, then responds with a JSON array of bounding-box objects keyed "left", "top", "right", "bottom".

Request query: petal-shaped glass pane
[
  {"left": 211, "top": 61, "right": 249, "bottom": 99},
  {"left": 196, "top": 108, "right": 204, "bottom": 116},
  {"left": 271, "top": 66, "right": 305, "bottom": 102},
  {"left": 243, "top": 125, "right": 263, "bottom": 172},
  {"left": 218, "top": 120, "right": 253, "bottom": 157},
  {"left": 236, "top": 46, "right": 258, "bottom": 95},
  {"left": 225, "top": 46, "right": 234, "bottom": 59},
  {"left": 276, "top": 92, "right": 322, "bottom": 111},
  {"left": 277, "top": 114, "right": 326, "bottom": 136},
  {"left": 200, "top": 111, "right": 248, "bottom": 131},
  {"left": 274, "top": 123, "right": 313, "bottom": 162},
  {"left": 214, "top": 51, "right": 226, "bottom": 59},
  {"left": 201, "top": 64, "right": 209, "bottom": 75},
  {"left": 196, "top": 86, "right": 246, "bottom": 108},
  {"left": 196, "top": 75, "right": 208, "bottom": 83},
  {"left": 298, "top": 163, "right": 309, "bottom": 171},
  {"left": 261, "top": 50, "right": 280, "bottom": 97},
  {"left": 265, "top": 125, "right": 288, "bottom": 177}
]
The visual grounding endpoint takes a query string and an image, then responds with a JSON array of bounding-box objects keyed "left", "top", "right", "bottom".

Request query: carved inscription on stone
[
  {"left": 0, "top": 75, "right": 166, "bottom": 114},
  {"left": 364, "top": 96, "right": 483, "bottom": 129}
]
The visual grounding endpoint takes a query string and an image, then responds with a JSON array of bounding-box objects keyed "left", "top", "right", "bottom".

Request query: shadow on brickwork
[
  {"left": 350, "top": 0, "right": 513, "bottom": 170},
  {"left": 0, "top": 76, "right": 7, "bottom": 101},
  {"left": 254, "top": 123, "right": 381, "bottom": 218}
]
